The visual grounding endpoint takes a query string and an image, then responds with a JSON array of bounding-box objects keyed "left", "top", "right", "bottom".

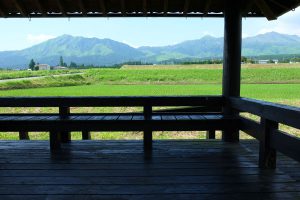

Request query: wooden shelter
[{"left": 0, "top": 0, "right": 300, "bottom": 199}]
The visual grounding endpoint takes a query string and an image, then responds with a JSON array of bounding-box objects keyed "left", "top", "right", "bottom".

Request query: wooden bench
[{"left": 0, "top": 96, "right": 239, "bottom": 152}]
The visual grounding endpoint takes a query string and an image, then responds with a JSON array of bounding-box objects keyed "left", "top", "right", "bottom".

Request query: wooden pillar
[
  {"left": 19, "top": 131, "right": 29, "bottom": 140},
  {"left": 144, "top": 105, "right": 152, "bottom": 157},
  {"left": 259, "top": 118, "right": 278, "bottom": 169},
  {"left": 222, "top": 0, "right": 242, "bottom": 142},
  {"left": 82, "top": 131, "right": 91, "bottom": 140},
  {"left": 206, "top": 130, "right": 215, "bottom": 139},
  {"left": 59, "top": 106, "right": 71, "bottom": 143}
]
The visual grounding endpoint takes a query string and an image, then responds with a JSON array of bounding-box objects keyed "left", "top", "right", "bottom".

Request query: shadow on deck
[{"left": 0, "top": 140, "right": 299, "bottom": 200}]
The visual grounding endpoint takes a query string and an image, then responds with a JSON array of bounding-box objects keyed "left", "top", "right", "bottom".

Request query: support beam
[
  {"left": 120, "top": 0, "right": 126, "bottom": 16},
  {"left": 203, "top": 0, "right": 212, "bottom": 16},
  {"left": 50, "top": 131, "right": 61, "bottom": 152},
  {"left": 82, "top": 131, "right": 91, "bottom": 140},
  {"left": 144, "top": 105, "right": 152, "bottom": 158},
  {"left": 19, "top": 131, "right": 29, "bottom": 140},
  {"left": 35, "top": 0, "right": 46, "bottom": 16},
  {"left": 99, "top": 0, "right": 107, "bottom": 16},
  {"left": 163, "top": 0, "right": 168, "bottom": 16},
  {"left": 259, "top": 118, "right": 278, "bottom": 169},
  {"left": 206, "top": 130, "right": 215, "bottom": 139},
  {"left": 255, "top": 0, "right": 277, "bottom": 20},
  {"left": 12, "top": 0, "right": 27, "bottom": 16},
  {"left": 183, "top": 0, "right": 190, "bottom": 16},
  {"left": 0, "top": 2, "right": 7, "bottom": 17},
  {"left": 78, "top": 0, "right": 87, "bottom": 16},
  {"left": 59, "top": 106, "right": 71, "bottom": 143},
  {"left": 57, "top": 0, "right": 67, "bottom": 17},
  {"left": 143, "top": 0, "right": 147, "bottom": 16},
  {"left": 222, "top": 0, "right": 242, "bottom": 142}
]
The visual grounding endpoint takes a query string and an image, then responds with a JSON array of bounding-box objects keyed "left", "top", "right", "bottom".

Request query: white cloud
[{"left": 26, "top": 34, "right": 55, "bottom": 44}]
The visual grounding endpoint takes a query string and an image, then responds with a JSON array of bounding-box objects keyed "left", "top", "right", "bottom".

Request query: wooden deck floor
[{"left": 0, "top": 140, "right": 299, "bottom": 200}]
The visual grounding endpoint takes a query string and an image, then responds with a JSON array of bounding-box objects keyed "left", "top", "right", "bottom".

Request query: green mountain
[{"left": 0, "top": 32, "right": 300, "bottom": 69}]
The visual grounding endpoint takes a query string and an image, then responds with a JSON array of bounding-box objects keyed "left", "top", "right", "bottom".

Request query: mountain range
[{"left": 1, "top": 32, "right": 300, "bottom": 69}]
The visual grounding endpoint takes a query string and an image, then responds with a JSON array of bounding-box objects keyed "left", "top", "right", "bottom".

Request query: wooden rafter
[
  {"left": 269, "top": 0, "right": 289, "bottom": 10},
  {"left": 204, "top": 0, "right": 212, "bottom": 16},
  {"left": 143, "top": 0, "right": 147, "bottom": 16},
  {"left": 255, "top": 0, "right": 277, "bottom": 20},
  {"left": 183, "top": 0, "right": 190, "bottom": 16},
  {"left": 12, "top": 0, "right": 27, "bottom": 16},
  {"left": 35, "top": 0, "right": 46, "bottom": 16},
  {"left": 164, "top": 0, "right": 168, "bottom": 16},
  {"left": 120, "top": 0, "right": 126, "bottom": 16},
  {"left": 242, "top": 0, "right": 255, "bottom": 16},
  {"left": 78, "top": 0, "right": 87, "bottom": 16},
  {"left": 0, "top": 3, "right": 6, "bottom": 17},
  {"left": 99, "top": 0, "right": 107, "bottom": 16},
  {"left": 57, "top": 0, "right": 67, "bottom": 17}
]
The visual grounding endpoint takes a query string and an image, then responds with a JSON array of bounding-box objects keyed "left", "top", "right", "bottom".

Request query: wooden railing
[{"left": 229, "top": 97, "right": 300, "bottom": 168}]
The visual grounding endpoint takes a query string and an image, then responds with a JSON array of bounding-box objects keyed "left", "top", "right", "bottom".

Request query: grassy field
[{"left": 0, "top": 63, "right": 299, "bottom": 140}]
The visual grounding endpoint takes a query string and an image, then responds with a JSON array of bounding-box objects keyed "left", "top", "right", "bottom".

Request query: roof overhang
[{"left": 0, "top": 0, "right": 299, "bottom": 20}]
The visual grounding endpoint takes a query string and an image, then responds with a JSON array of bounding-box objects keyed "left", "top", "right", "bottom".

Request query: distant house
[
  {"left": 53, "top": 66, "right": 68, "bottom": 70},
  {"left": 258, "top": 60, "right": 269, "bottom": 64},
  {"left": 35, "top": 64, "right": 50, "bottom": 70}
]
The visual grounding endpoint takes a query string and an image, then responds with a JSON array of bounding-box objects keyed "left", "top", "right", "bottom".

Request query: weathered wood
[
  {"left": 206, "top": 130, "right": 215, "bottom": 139},
  {"left": 230, "top": 97, "right": 300, "bottom": 129},
  {"left": 82, "top": 131, "right": 91, "bottom": 140},
  {"left": 270, "top": 129, "right": 300, "bottom": 162},
  {"left": 49, "top": 131, "right": 61, "bottom": 152},
  {"left": 222, "top": 0, "right": 242, "bottom": 142},
  {"left": 238, "top": 116, "right": 261, "bottom": 140},
  {"left": 0, "top": 96, "right": 223, "bottom": 107},
  {"left": 19, "top": 131, "right": 29, "bottom": 140},
  {"left": 259, "top": 118, "right": 278, "bottom": 169},
  {"left": 59, "top": 106, "right": 71, "bottom": 143}
]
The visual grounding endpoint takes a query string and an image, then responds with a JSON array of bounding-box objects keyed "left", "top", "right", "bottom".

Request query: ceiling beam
[
  {"left": 269, "top": 0, "right": 289, "bottom": 10},
  {"left": 99, "top": 0, "right": 107, "bottom": 16},
  {"left": 120, "top": 0, "right": 126, "bottom": 16},
  {"left": 143, "top": 0, "right": 147, "bottom": 16},
  {"left": 78, "top": 0, "right": 87, "bottom": 16},
  {"left": 0, "top": 2, "right": 6, "bottom": 17},
  {"left": 57, "top": 0, "right": 67, "bottom": 17},
  {"left": 203, "top": 0, "right": 212, "bottom": 16},
  {"left": 164, "top": 0, "right": 168, "bottom": 16},
  {"left": 12, "top": 0, "right": 28, "bottom": 16},
  {"left": 255, "top": 0, "right": 277, "bottom": 20},
  {"left": 242, "top": 0, "right": 255, "bottom": 16},
  {"left": 183, "top": 0, "right": 190, "bottom": 16},
  {"left": 35, "top": 0, "right": 46, "bottom": 16}
]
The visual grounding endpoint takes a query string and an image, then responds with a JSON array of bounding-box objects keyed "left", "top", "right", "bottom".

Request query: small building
[
  {"left": 52, "top": 66, "right": 68, "bottom": 70},
  {"left": 258, "top": 60, "right": 269, "bottom": 64},
  {"left": 35, "top": 64, "right": 50, "bottom": 70}
]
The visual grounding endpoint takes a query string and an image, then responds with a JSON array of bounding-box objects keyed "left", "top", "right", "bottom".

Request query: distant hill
[{"left": 0, "top": 32, "right": 300, "bottom": 69}]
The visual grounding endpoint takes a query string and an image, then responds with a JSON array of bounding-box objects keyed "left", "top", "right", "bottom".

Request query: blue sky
[{"left": 0, "top": 7, "right": 299, "bottom": 51}]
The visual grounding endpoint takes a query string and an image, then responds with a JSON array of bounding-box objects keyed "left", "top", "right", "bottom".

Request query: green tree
[
  {"left": 28, "top": 59, "right": 35, "bottom": 70},
  {"left": 59, "top": 56, "right": 64, "bottom": 66}
]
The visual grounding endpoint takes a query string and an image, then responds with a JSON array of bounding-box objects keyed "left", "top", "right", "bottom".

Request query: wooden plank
[
  {"left": 49, "top": 131, "right": 61, "bottom": 152},
  {"left": 59, "top": 106, "right": 71, "bottom": 143},
  {"left": 206, "top": 130, "right": 215, "bottom": 139},
  {"left": 161, "top": 115, "right": 176, "bottom": 120},
  {"left": 151, "top": 115, "right": 162, "bottom": 120},
  {"left": 19, "top": 131, "right": 29, "bottom": 140},
  {"left": 175, "top": 115, "right": 191, "bottom": 120},
  {"left": 82, "top": 131, "right": 91, "bottom": 140},
  {"left": 270, "top": 130, "right": 300, "bottom": 162},
  {"left": 117, "top": 115, "right": 133, "bottom": 120},
  {"left": 259, "top": 118, "right": 278, "bottom": 169},
  {"left": 0, "top": 96, "right": 223, "bottom": 107},
  {"left": 132, "top": 115, "right": 144, "bottom": 120},
  {"left": 189, "top": 115, "right": 205, "bottom": 120},
  {"left": 239, "top": 116, "right": 261, "bottom": 140},
  {"left": 103, "top": 115, "right": 119, "bottom": 120}
]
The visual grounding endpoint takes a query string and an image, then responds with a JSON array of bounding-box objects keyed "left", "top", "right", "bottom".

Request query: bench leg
[
  {"left": 82, "top": 131, "right": 91, "bottom": 140},
  {"left": 144, "top": 130, "right": 152, "bottom": 158},
  {"left": 206, "top": 130, "right": 215, "bottom": 139},
  {"left": 259, "top": 118, "right": 278, "bottom": 169},
  {"left": 60, "top": 131, "right": 71, "bottom": 143},
  {"left": 19, "top": 131, "right": 29, "bottom": 140},
  {"left": 50, "top": 131, "right": 61, "bottom": 152}
]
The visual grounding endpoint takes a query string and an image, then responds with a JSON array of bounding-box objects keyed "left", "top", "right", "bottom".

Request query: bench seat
[{"left": 0, "top": 114, "right": 238, "bottom": 132}]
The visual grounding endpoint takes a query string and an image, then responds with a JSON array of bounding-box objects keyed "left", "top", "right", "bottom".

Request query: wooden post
[
  {"left": 206, "top": 130, "right": 215, "bottom": 139},
  {"left": 144, "top": 105, "right": 152, "bottom": 156},
  {"left": 259, "top": 118, "right": 278, "bottom": 169},
  {"left": 19, "top": 131, "right": 29, "bottom": 140},
  {"left": 50, "top": 131, "right": 61, "bottom": 152},
  {"left": 82, "top": 131, "right": 91, "bottom": 140},
  {"left": 59, "top": 106, "right": 71, "bottom": 143},
  {"left": 222, "top": 0, "right": 242, "bottom": 142}
]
